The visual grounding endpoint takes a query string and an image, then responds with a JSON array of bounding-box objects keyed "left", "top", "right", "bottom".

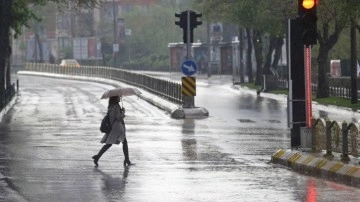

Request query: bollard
[
  {"left": 324, "top": 120, "right": 334, "bottom": 159},
  {"left": 16, "top": 79, "right": 19, "bottom": 92},
  {"left": 341, "top": 122, "right": 350, "bottom": 162}
]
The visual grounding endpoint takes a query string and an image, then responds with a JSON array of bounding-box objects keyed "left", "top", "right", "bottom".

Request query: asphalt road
[{"left": 0, "top": 74, "right": 359, "bottom": 202}]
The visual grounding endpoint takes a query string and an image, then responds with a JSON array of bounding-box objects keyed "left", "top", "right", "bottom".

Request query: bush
[{"left": 122, "top": 55, "right": 169, "bottom": 71}]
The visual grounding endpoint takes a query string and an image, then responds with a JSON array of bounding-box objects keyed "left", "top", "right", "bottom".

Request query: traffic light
[
  {"left": 188, "top": 11, "right": 202, "bottom": 43},
  {"left": 175, "top": 11, "right": 188, "bottom": 43},
  {"left": 175, "top": 11, "right": 187, "bottom": 29},
  {"left": 175, "top": 10, "right": 202, "bottom": 43},
  {"left": 298, "top": 0, "right": 317, "bottom": 46},
  {"left": 189, "top": 11, "right": 202, "bottom": 29}
]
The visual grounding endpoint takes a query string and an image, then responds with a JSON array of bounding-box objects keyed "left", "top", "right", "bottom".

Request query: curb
[
  {"left": 271, "top": 149, "right": 360, "bottom": 187},
  {"left": 0, "top": 95, "right": 16, "bottom": 122}
]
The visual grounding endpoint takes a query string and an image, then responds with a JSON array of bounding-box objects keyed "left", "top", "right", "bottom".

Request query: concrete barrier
[{"left": 271, "top": 149, "right": 360, "bottom": 187}]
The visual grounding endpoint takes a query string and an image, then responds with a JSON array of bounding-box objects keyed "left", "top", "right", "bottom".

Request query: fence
[
  {"left": 312, "top": 117, "right": 360, "bottom": 162},
  {"left": 273, "top": 79, "right": 360, "bottom": 161},
  {"left": 278, "top": 79, "right": 360, "bottom": 100},
  {"left": 24, "top": 63, "right": 183, "bottom": 104}
]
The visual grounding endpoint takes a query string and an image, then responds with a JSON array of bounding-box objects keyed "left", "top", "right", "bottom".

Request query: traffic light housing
[
  {"left": 189, "top": 11, "right": 202, "bottom": 29},
  {"left": 175, "top": 11, "right": 187, "bottom": 29},
  {"left": 175, "top": 11, "right": 188, "bottom": 43},
  {"left": 298, "top": 0, "right": 317, "bottom": 46},
  {"left": 175, "top": 10, "right": 202, "bottom": 43}
]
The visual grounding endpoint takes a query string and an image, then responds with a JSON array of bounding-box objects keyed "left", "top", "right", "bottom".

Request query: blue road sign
[{"left": 181, "top": 60, "right": 197, "bottom": 76}]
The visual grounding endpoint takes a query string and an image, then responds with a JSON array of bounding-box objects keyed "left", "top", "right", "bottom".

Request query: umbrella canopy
[{"left": 101, "top": 87, "right": 141, "bottom": 99}]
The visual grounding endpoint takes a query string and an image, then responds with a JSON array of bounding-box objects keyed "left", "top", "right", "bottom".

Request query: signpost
[
  {"left": 175, "top": 10, "right": 202, "bottom": 108},
  {"left": 181, "top": 60, "right": 197, "bottom": 76},
  {"left": 172, "top": 10, "right": 209, "bottom": 118}
]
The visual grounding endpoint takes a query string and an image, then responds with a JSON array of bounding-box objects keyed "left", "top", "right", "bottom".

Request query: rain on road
[{"left": 0, "top": 74, "right": 359, "bottom": 202}]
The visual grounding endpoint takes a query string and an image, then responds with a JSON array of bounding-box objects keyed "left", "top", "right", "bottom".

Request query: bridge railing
[
  {"left": 24, "top": 63, "right": 183, "bottom": 104},
  {"left": 312, "top": 117, "right": 360, "bottom": 162}
]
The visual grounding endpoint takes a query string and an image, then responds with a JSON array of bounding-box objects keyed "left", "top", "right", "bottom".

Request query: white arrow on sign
[{"left": 183, "top": 64, "right": 195, "bottom": 72}]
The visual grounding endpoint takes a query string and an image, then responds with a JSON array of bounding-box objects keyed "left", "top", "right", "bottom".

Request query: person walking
[{"left": 92, "top": 95, "right": 133, "bottom": 167}]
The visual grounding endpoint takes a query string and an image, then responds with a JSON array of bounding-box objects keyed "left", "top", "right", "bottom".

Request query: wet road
[
  {"left": 0, "top": 74, "right": 359, "bottom": 201},
  {"left": 149, "top": 72, "right": 360, "bottom": 124}
]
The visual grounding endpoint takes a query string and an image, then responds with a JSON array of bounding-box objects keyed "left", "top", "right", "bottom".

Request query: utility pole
[{"left": 112, "top": 0, "right": 117, "bottom": 68}]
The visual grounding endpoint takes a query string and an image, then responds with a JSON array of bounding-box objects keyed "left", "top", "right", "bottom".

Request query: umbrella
[{"left": 101, "top": 87, "right": 141, "bottom": 99}]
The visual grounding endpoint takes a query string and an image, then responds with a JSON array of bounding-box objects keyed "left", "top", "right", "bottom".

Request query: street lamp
[{"left": 112, "top": 0, "right": 117, "bottom": 68}]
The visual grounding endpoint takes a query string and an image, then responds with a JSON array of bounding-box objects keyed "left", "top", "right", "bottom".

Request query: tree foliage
[
  {"left": 11, "top": 0, "right": 101, "bottom": 37},
  {"left": 0, "top": 0, "right": 101, "bottom": 91},
  {"left": 196, "top": 0, "right": 360, "bottom": 99},
  {"left": 315, "top": 0, "right": 360, "bottom": 98},
  {"left": 194, "top": 0, "right": 295, "bottom": 84}
]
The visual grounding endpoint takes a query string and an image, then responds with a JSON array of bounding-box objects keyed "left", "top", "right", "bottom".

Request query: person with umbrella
[{"left": 93, "top": 87, "right": 140, "bottom": 167}]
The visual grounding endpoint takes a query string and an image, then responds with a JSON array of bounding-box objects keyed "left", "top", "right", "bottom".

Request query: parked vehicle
[{"left": 60, "top": 59, "right": 80, "bottom": 67}]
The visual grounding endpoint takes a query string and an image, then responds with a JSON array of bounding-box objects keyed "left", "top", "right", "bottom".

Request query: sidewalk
[
  {"left": 5, "top": 71, "right": 360, "bottom": 188},
  {"left": 231, "top": 85, "right": 360, "bottom": 187}
]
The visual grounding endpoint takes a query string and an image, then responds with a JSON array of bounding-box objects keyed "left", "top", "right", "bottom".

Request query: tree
[
  {"left": 0, "top": 0, "right": 100, "bottom": 92},
  {"left": 315, "top": 0, "right": 360, "bottom": 98},
  {"left": 195, "top": 0, "right": 295, "bottom": 84}
]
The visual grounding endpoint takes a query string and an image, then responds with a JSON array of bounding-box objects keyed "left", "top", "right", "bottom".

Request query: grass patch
[
  {"left": 314, "top": 96, "right": 360, "bottom": 111},
  {"left": 238, "top": 83, "right": 360, "bottom": 111},
  {"left": 269, "top": 89, "right": 288, "bottom": 95},
  {"left": 239, "top": 83, "right": 259, "bottom": 90}
]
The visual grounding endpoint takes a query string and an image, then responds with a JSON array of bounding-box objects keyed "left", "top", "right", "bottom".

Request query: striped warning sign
[{"left": 182, "top": 76, "right": 196, "bottom": 96}]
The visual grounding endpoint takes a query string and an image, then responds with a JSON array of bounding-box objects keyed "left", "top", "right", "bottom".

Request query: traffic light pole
[
  {"left": 288, "top": 0, "right": 317, "bottom": 149},
  {"left": 288, "top": 18, "right": 306, "bottom": 148},
  {"left": 184, "top": 10, "right": 194, "bottom": 108},
  {"left": 186, "top": 10, "right": 191, "bottom": 60},
  {"left": 172, "top": 10, "right": 209, "bottom": 118}
]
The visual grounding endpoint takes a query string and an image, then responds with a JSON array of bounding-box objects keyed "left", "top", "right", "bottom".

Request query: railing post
[
  {"left": 324, "top": 120, "right": 334, "bottom": 158},
  {"left": 341, "top": 121, "right": 350, "bottom": 162}
]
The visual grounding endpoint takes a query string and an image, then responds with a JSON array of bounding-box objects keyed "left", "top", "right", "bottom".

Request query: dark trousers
[{"left": 96, "top": 138, "right": 129, "bottom": 161}]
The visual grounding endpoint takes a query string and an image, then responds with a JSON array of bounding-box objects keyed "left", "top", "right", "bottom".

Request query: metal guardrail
[{"left": 24, "top": 63, "right": 183, "bottom": 104}]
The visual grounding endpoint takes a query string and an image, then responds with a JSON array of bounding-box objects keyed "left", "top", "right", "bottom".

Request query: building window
[{"left": 57, "top": 14, "right": 70, "bottom": 29}]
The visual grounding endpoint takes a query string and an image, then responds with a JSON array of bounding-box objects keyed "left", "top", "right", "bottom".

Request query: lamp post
[{"left": 112, "top": 0, "right": 117, "bottom": 68}]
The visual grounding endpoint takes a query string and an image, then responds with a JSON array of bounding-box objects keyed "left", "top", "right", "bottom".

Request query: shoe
[
  {"left": 123, "top": 160, "right": 133, "bottom": 166},
  {"left": 92, "top": 155, "right": 99, "bottom": 167}
]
